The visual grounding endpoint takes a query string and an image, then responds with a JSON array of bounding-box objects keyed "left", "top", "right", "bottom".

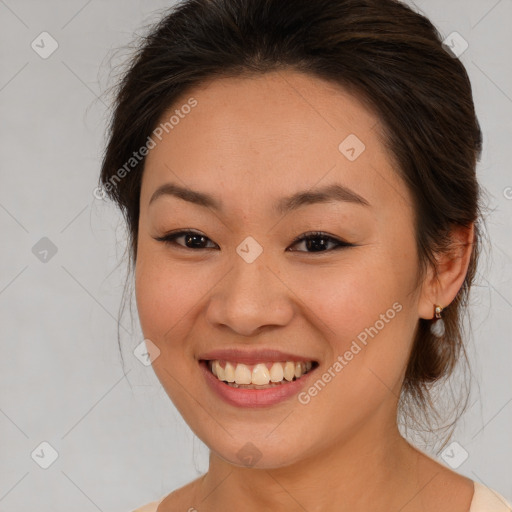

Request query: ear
[{"left": 418, "top": 223, "right": 475, "bottom": 320}]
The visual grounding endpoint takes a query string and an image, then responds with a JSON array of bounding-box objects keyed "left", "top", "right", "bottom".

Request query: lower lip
[{"left": 199, "top": 361, "right": 317, "bottom": 408}]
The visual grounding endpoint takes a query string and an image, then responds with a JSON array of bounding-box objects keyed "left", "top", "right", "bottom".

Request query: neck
[{"left": 193, "top": 408, "right": 422, "bottom": 512}]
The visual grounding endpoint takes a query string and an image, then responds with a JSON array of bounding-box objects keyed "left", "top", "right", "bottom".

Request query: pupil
[
  {"left": 183, "top": 234, "right": 330, "bottom": 251},
  {"left": 307, "top": 237, "right": 327, "bottom": 251},
  {"left": 186, "top": 234, "right": 206, "bottom": 248}
]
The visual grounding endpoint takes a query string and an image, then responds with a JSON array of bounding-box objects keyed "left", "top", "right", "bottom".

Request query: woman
[{"left": 98, "top": 0, "right": 512, "bottom": 510}]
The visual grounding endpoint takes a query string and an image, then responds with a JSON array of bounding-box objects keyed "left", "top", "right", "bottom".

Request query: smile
[{"left": 208, "top": 360, "right": 316, "bottom": 388}]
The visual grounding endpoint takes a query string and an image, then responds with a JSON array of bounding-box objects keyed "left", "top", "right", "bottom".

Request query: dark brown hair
[{"left": 99, "top": 0, "right": 485, "bottom": 451}]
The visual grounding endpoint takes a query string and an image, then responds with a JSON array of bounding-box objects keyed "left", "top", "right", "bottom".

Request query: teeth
[
  {"left": 251, "top": 363, "right": 271, "bottom": 385},
  {"left": 215, "top": 361, "right": 225, "bottom": 381},
  {"left": 208, "top": 359, "right": 314, "bottom": 386},
  {"left": 283, "top": 361, "right": 295, "bottom": 381},
  {"left": 269, "top": 362, "right": 284, "bottom": 382},
  {"left": 234, "top": 363, "right": 252, "bottom": 384},
  {"left": 224, "top": 361, "right": 235, "bottom": 382}
]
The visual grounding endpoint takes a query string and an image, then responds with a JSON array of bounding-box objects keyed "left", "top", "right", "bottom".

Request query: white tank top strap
[
  {"left": 132, "top": 497, "right": 164, "bottom": 512},
  {"left": 469, "top": 481, "right": 512, "bottom": 511}
]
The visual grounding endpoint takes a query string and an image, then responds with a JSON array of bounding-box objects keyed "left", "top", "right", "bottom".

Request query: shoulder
[
  {"left": 131, "top": 498, "right": 163, "bottom": 512},
  {"left": 404, "top": 444, "right": 503, "bottom": 511},
  {"left": 469, "top": 481, "right": 512, "bottom": 512},
  {"left": 131, "top": 475, "right": 204, "bottom": 512}
]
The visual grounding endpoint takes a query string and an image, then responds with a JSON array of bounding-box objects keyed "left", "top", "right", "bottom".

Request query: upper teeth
[{"left": 210, "top": 360, "right": 313, "bottom": 385}]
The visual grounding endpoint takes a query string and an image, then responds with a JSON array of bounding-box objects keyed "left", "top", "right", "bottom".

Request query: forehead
[{"left": 141, "top": 70, "right": 411, "bottom": 215}]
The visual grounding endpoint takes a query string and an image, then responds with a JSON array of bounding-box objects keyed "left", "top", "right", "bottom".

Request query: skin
[{"left": 135, "top": 70, "right": 475, "bottom": 512}]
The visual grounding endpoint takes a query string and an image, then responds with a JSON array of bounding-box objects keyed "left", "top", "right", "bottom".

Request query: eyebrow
[{"left": 148, "top": 182, "right": 370, "bottom": 213}]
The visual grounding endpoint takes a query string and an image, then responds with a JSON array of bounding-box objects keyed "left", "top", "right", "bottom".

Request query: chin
[{"left": 205, "top": 431, "right": 314, "bottom": 470}]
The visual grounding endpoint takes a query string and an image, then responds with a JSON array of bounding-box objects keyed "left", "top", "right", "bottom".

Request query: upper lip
[{"left": 198, "top": 348, "right": 318, "bottom": 365}]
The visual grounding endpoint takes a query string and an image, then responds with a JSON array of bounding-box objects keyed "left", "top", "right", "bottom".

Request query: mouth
[
  {"left": 200, "top": 359, "right": 319, "bottom": 389},
  {"left": 197, "top": 348, "right": 321, "bottom": 407}
]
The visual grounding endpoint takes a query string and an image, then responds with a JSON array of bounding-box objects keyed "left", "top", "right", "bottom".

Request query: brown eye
[
  {"left": 154, "top": 230, "right": 354, "bottom": 253},
  {"left": 154, "top": 230, "right": 218, "bottom": 250},
  {"left": 287, "top": 232, "right": 354, "bottom": 253}
]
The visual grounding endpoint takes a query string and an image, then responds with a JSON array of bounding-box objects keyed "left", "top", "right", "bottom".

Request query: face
[{"left": 135, "top": 70, "right": 425, "bottom": 469}]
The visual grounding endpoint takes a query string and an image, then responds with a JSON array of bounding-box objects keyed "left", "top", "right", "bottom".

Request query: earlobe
[{"left": 418, "top": 223, "right": 475, "bottom": 320}]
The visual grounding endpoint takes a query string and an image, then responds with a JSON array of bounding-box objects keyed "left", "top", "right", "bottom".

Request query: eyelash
[{"left": 154, "top": 229, "right": 354, "bottom": 253}]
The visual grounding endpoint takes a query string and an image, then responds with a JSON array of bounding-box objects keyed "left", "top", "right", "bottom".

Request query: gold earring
[{"left": 431, "top": 304, "right": 445, "bottom": 337}]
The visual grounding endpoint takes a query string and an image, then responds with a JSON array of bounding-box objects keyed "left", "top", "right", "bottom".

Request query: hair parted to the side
[{"left": 99, "top": 0, "right": 486, "bottom": 453}]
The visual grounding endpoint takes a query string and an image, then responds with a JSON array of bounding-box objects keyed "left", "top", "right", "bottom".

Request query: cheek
[
  {"left": 290, "top": 267, "right": 414, "bottom": 428},
  {"left": 286, "top": 252, "right": 416, "bottom": 384},
  {"left": 134, "top": 245, "right": 224, "bottom": 352},
  {"left": 134, "top": 250, "right": 196, "bottom": 343},
  {"left": 284, "top": 255, "right": 405, "bottom": 337}
]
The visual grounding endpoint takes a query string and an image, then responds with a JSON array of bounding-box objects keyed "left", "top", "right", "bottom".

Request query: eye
[
  {"left": 153, "top": 229, "right": 354, "bottom": 253},
  {"left": 153, "top": 229, "right": 218, "bottom": 250},
  {"left": 287, "top": 231, "right": 354, "bottom": 253}
]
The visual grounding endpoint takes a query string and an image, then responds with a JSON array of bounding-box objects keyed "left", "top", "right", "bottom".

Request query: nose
[{"left": 205, "top": 252, "right": 295, "bottom": 337}]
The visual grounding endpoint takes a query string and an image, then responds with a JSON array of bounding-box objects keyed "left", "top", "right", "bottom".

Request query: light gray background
[{"left": 0, "top": 0, "right": 511, "bottom": 510}]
